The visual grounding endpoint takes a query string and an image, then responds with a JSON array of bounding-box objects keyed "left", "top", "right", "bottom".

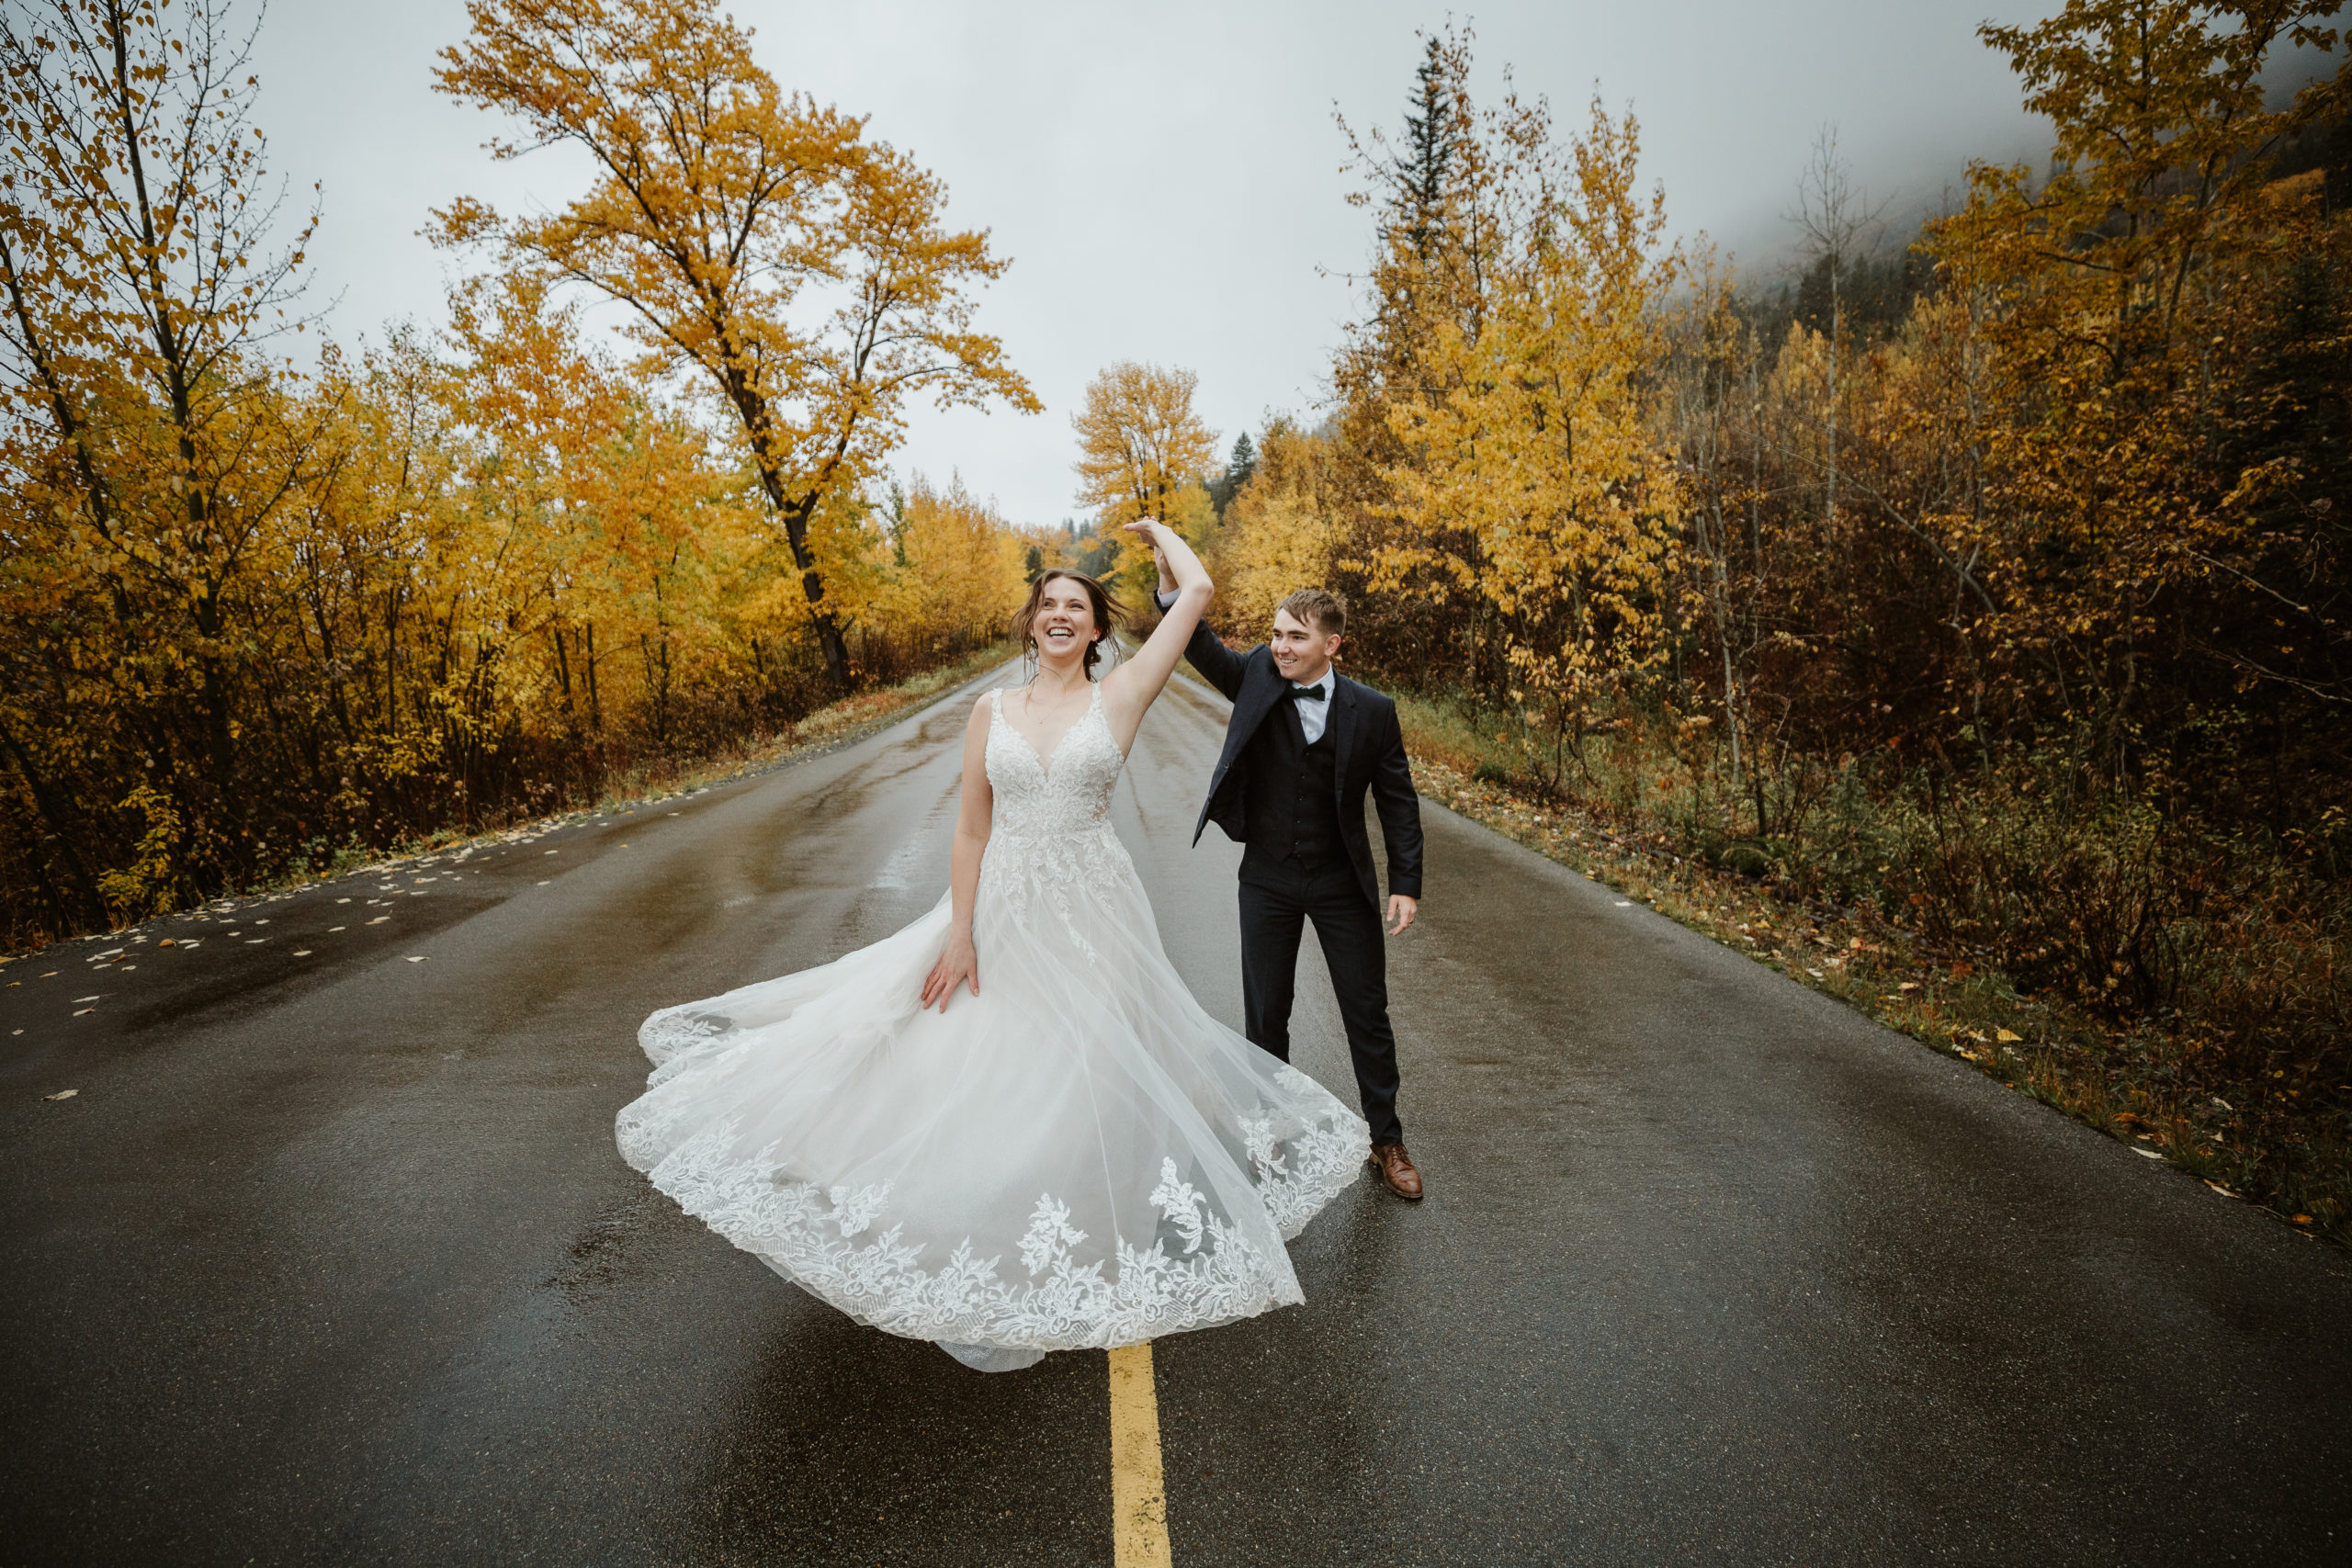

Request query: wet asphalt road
[{"left": 5, "top": 666, "right": 2350, "bottom": 1566}]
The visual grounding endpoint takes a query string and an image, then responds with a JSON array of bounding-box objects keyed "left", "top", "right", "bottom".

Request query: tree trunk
[
  {"left": 776, "top": 490, "right": 853, "bottom": 687},
  {"left": 0, "top": 718, "right": 107, "bottom": 929}
]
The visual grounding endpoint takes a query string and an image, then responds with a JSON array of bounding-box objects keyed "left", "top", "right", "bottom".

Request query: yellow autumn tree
[
  {"left": 1070, "top": 360, "right": 1216, "bottom": 587},
  {"left": 1928, "top": 0, "right": 2350, "bottom": 750},
  {"left": 0, "top": 0, "right": 328, "bottom": 918},
  {"left": 1208, "top": 417, "right": 1343, "bottom": 634},
  {"left": 890, "top": 473, "right": 1026, "bottom": 657},
  {"left": 434, "top": 0, "right": 1038, "bottom": 689},
  {"left": 1376, "top": 94, "right": 1679, "bottom": 784}
]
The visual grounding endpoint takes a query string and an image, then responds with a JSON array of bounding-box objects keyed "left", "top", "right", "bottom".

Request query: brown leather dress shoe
[{"left": 1370, "top": 1142, "right": 1424, "bottom": 1201}]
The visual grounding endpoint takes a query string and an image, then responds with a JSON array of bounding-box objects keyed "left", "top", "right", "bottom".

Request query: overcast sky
[{"left": 251, "top": 0, "right": 2057, "bottom": 525}]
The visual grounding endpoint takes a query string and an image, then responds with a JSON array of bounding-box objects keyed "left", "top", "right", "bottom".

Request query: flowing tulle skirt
[{"left": 615, "top": 823, "right": 1368, "bottom": 1371}]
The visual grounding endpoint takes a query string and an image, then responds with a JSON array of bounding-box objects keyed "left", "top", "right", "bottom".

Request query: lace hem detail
[
  {"left": 639, "top": 1005, "right": 729, "bottom": 1070},
  {"left": 625, "top": 1127, "right": 1306, "bottom": 1350},
  {"left": 1247, "top": 1065, "right": 1373, "bottom": 1238}
]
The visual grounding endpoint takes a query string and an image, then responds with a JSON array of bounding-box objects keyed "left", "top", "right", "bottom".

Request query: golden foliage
[
  {"left": 433, "top": 0, "right": 1038, "bottom": 686},
  {"left": 1069, "top": 360, "right": 1216, "bottom": 587},
  {"left": 1206, "top": 419, "right": 1340, "bottom": 636},
  {"left": 1374, "top": 94, "right": 1679, "bottom": 773},
  {"left": 1918, "top": 0, "right": 2352, "bottom": 754},
  {"left": 0, "top": 0, "right": 1032, "bottom": 942},
  {"left": 889, "top": 473, "right": 1028, "bottom": 652}
]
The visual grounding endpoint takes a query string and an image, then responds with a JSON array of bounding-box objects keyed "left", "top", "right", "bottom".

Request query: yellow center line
[{"left": 1107, "top": 1341, "right": 1173, "bottom": 1567}]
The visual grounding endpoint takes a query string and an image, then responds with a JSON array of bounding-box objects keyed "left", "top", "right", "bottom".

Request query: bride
[{"left": 616, "top": 520, "right": 1369, "bottom": 1371}]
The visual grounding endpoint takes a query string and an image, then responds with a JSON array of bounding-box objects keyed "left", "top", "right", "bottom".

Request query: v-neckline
[{"left": 1002, "top": 683, "right": 1096, "bottom": 780}]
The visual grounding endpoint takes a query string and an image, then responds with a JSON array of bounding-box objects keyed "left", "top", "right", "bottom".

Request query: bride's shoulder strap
[{"left": 989, "top": 686, "right": 1004, "bottom": 716}]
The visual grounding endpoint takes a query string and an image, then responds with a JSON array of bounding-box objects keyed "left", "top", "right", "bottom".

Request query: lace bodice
[{"left": 984, "top": 684, "right": 1125, "bottom": 841}]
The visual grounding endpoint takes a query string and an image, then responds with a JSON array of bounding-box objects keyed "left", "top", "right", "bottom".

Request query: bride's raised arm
[{"left": 1100, "top": 519, "right": 1212, "bottom": 753}]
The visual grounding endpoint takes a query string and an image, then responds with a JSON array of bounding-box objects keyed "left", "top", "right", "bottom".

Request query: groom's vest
[{"left": 1239, "top": 700, "right": 1342, "bottom": 871}]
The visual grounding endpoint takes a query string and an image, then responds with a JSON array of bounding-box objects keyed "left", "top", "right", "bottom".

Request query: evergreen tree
[
  {"left": 1209, "top": 431, "right": 1260, "bottom": 518},
  {"left": 1396, "top": 34, "right": 1456, "bottom": 260},
  {"left": 884, "top": 479, "right": 910, "bottom": 566}
]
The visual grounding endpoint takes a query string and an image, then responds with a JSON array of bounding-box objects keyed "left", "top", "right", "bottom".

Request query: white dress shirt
[
  {"left": 1159, "top": 587, "right": 1334, "bottom": 744},
  {"left": 1286, "top": 666, "right": 1335, "bottom": 744}
]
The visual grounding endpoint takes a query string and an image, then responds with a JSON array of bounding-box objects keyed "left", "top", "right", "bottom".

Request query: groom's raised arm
[{"left": 1154, "top": 588, "right": 1250, "bottom": 701}]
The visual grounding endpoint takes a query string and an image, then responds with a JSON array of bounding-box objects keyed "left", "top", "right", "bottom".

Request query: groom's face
[{"left": 1270, "top": 609, "right": 1341, "bottom": 685}]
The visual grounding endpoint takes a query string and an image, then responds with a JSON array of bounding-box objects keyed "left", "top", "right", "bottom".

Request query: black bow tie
[{"left": 1286, "top": 683, "right": 1327, "bottom": 703}]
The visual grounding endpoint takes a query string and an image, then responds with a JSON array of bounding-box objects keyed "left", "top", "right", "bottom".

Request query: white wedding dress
[{"left": 616, "top": 682, "right": 1369, "bottom": 1371}]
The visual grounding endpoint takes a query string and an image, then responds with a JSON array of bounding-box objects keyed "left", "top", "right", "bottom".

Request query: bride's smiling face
[{"left": 1032, "top": 576, "right": 1097, "bottom": 661}]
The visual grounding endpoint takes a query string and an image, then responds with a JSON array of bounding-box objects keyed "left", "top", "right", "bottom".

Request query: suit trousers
[{"left": 1237, "top": 850, "right": 1404, "bottom": 1145}]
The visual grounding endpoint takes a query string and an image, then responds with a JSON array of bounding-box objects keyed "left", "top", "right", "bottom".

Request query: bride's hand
[
  {"left": 921, "top": 931, "right": 980, "bottom": 1012},
  {"left": 1122, "top": 518, "right": 1175, "bottom": 560}
]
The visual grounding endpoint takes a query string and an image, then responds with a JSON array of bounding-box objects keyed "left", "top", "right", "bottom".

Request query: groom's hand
[{"left": 1385, "top": 895, "right": 1418, "bottom": 936}]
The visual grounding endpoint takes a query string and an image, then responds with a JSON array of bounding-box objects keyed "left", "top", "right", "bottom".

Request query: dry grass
[{"left": 1394, "top": 691, "right": 2348, "bottom": 1249}]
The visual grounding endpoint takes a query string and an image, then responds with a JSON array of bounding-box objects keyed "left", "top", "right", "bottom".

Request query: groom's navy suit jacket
[{"left": 1181, "top": 621, "right": 1425, "bottom": 912}]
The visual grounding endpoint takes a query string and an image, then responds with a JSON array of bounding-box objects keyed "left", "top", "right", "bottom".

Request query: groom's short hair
[{"left": 1279, "top": 588, "right": 1347, "bottom": 639}]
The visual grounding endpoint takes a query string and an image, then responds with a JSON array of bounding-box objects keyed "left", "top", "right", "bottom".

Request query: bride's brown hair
[{"left": 1012, "top": 570, "right": 1127, "bottom": 679}]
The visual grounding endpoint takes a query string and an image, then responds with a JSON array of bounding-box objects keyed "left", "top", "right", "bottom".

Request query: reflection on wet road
[{"left": 4, "top": 665, "right": 2349, "bottom": 1564}]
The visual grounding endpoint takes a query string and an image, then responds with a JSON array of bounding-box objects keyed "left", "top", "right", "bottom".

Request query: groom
[{"left": 1151, "top": 569, "right": 1428, "bottom": 1200}]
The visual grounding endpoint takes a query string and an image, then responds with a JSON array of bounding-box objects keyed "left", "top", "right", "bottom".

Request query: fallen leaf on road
[
  {"left": 405, "top": 955, "right": 426, "bottom": 963},
  {"left": 1995, "top": 1028, "right": 2022, "bottom": 1043},
  {"left": 158, "top": 938, "right": 175, "bottom": 947},
  {"left": 367, "top": 917, "right": 389, "bottom": 925},
  {"left": 2133, "top": 1147, "right": 2165, "bottom": 1159},
  {"left": 72, "top": 1008, "right": 93, "bottom": 1016},
  {"left": 2292, "top": 1213, "right": 2314, "bottom": 1224},
  {"left": 292, "top": 950, "right": 312, "bottom": 957},
  {"left": 74, "top": 995, "right": 98, "bottom": 1002},
  {"left": 42, "top": 1089, "right": 77, "bottom": 1100}
]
